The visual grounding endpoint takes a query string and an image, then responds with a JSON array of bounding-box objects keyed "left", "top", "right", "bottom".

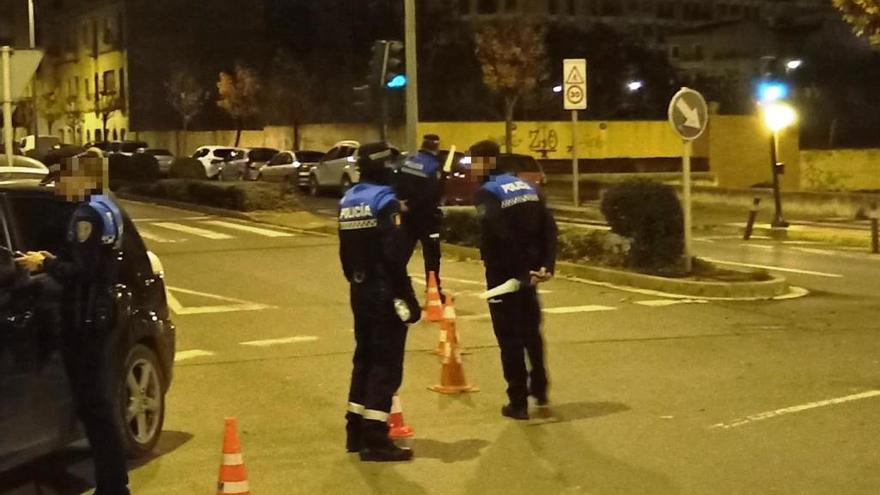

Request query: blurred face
[
  {"left": 55, "top": 159, "right": 102, "bottom": 202},
  {"left": 468, "top": 156, "right": 496, "bottom": 183}
]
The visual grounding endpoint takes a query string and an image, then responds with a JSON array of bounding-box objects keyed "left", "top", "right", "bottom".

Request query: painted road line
[
  {"left": 152, "top": 222, "right": 234, "bottom": 240},
  {"left": 201, "top": 220, "right": 296, "bottom": 238},
  {"left": 745, "top": 244, "right": 774, "bottom": 251},
  {"left": 635, "top": 299, "right": 708, "bottom": 307},
  {"left": 412, "top": 276, "right": 551, "bottom": 295},
  {"left": 174, "top": 350, "right": 216, "bottom": 362},
  {"left": 701, "top": 257, "right": 844, "bottom": 279},
  {"left": 709, "top": 390, "right": 880, "bottom": 430},
  {"left": 166, "top": 286, "right": 275, "bottom": 315},
  {"left": 240, "top": 336, "right": 319, "bottom": 347},
  {"left": 133, "top": 216, "right": 213, "bottom": 223},
  {"left": 791, "top": 246, "right": 842, "bottom": 257},
  {"left": 543, "top": 305, "right": 617, "bottom": 315},
  {"left": 556, "top": 221, "right": 611, "bottom": 231},
  {"left": 136, "top": 228, "right": 179, "bottom": 244}
]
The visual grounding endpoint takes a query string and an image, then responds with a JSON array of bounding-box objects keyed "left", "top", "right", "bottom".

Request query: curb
[
  {"left": 117, "top": 192, "right": 338, "bottom": 236},
  {"left": 705, "top": 223, "right": 874, "bottom": 248},
  {"left": 440, "top": 243, "right": 789, "bottom": 300}
]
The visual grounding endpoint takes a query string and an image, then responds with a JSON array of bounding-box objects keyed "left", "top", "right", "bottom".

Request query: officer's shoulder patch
[{"left": 76, "top": 221, "right": 93, "bottom": 243}]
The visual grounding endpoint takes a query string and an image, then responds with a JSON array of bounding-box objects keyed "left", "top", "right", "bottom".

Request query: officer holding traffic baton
[
  {"left": 395, "top": 134, "right": 445, "bottom": 299},
  {"left": 469, "top": 140, "right": 558, "bottom": 421},
  {"left": 16, "top": 148, "right": 131, "bottom": 494},
  {"left": 339, "top": 142, "right": 421, "bottom": 462}
]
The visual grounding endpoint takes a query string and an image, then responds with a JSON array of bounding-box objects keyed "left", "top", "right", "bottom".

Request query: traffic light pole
[
  {"left": 2, "top": 47, "right": 14, "bottom": 167},
  {"left": 404, "top": 0, "right": 418, "bottom": 152},
  {"left": 769, "top": 131, "right": 788, "bottom": 228}
]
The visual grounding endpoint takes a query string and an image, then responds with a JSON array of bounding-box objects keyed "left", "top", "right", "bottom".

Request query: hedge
[
  {"left": 169, "top": 157, "right": 208, "bottom": 180},
  {"left": 108, "top": 154, "right": 160, "bottom": 184},
  {"left": 117, "top": 179, "right": 299, "bottom": 212}
]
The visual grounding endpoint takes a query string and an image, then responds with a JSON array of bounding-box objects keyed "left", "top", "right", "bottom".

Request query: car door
[
  {"left": 328, "top": 146, "right": 356, "bottom": 186},
  {"left": 263, "top": 152, "right": 292, "bottom": 181},
  {"left": 315, "top": 147, "right": 340, "bottom": 185},
  {"left": 0, "top": 194, "right": 76, "bottom": 465}
]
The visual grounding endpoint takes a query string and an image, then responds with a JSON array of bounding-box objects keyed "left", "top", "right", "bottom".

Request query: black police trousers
[
  {"left": 401, "top": 220, "right": 442, "bottom": 290},
  {"left": 487, "top": 285, "right": 547, "bottom": 408},
  {"left": 347, "top": 281, "right": 408, "bottom": 428},
  {"left": 61, "top": 314, "right": 130, "bottom": 495}
]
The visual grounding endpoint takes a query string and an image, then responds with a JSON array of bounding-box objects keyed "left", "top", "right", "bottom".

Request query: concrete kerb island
[{"left": 440, "top": 243, "right": 791, "bottom": 300}]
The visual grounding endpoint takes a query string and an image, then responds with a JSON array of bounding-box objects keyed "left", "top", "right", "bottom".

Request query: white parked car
[
  {"left": 307, "top": 140, "right": 359, "bottom": 196},
  {"left": 191, "top": 146, "right": 247, "bottom": 179},
  {"left": 258, "top": 150, "right": 323, "bottom": 186},
  {"left": 0, "top": 155, "right": 50, "bottom": 182}
]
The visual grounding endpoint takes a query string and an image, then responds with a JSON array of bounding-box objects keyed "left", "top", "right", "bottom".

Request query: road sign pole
[
  {"left": 682, "top": 139, "right": 693, "bottom": 273},
  {"left": 404, "top": 0, "right": 419, "bottom": 152},
  {"left": 2, "top": 47, "right": 14, "bottom": 167},
  {"left": 572, "top": 109, "right": 579, "bottom": 207}
]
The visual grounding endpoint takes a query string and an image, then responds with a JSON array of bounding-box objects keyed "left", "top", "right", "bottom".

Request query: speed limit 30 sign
[{"left": 563, "top": 59, "right": 587, "bottom": 111}]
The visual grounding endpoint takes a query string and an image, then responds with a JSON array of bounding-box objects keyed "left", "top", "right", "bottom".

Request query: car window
[
  {"left": 341, "top": 147, "right": 356, "bottom": 157},
  {"left": 121, "top": 142, "right": 148, "bottom": 153},
  {"left": 267, "top": 153, "right": 286, "bottom": 166},
  {"left": 214, "top": 149, "right": 236, "bottom": 160},
  {"left": 296, "top": 151, "right": 323, "bottom": 163},
  {"left": 193, "top": 148, "right": 209, "bottom": 159},
  {"left": 248, "top": 148, "right": 278, "bottom": 162},
  {"left": 322, "top": 147, "right": 340, "bottom": 162},
  {"left": 118, "top": 214, "right": 153, "bottom": 287},
  {"left": 5, "top": 195, "right": 73, "bottom": 254},
  {"left": 280, "top": 153, "right": 295, "bottom": 165}
]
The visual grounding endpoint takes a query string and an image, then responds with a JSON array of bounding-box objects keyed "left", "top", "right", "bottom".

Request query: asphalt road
[{"left": 3, "top": 199, "right": 880, "bottom": 495}]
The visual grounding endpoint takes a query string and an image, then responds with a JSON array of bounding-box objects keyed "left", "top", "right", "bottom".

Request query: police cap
[{"left": 357, "top": 141, "right": 395, "bottom": 175}]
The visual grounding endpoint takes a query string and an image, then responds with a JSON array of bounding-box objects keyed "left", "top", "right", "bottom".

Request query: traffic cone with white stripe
[
  {"left": 218, "top": 417, "right": 250, "bottom": 495},
  {"left": 387, "top": 394, "right": 414, "bottom": 442},
  {"left": 429, "top": 297, "right": 479, "bottom": 394},
  {"left": 424, "top": 271, "right": 444, "bottom": 322}
]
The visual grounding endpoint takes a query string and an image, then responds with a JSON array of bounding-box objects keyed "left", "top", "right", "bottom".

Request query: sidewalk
[{"left": 549, "top": 201, "right": 879, "bottom": 248}]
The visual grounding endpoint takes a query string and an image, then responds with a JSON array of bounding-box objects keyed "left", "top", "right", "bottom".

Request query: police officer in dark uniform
[
  {"left": 394, "top": 134, "right": 445, "bottom": 297},
  {"left": 469, "top": 140, "right": 558, "bottom": 421},
  {"left": 16, "top": 149, "right": 130, "bottom": 494},
  {"left": 339, "top": 142, "right": 421, "bottom": 462}
]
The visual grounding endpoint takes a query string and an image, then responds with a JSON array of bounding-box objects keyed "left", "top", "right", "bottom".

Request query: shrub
[
  {"left": 116, "top": 179, "right": 298, "bottom": 212},
  {"left": 440, "top": 209, "right": 483, "bottom": 247},
  {"left": 169, "top": 157, "right": 207, "bottom": 180},
  {"left": 108, "top": 153, "right": 160, "bottom": 186},
  {"left": 600, "top": 179, "right": 684, "bottom": 272}
]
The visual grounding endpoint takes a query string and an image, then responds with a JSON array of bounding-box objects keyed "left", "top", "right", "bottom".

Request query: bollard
[
  {"left": 871, "top": 201, "right": 879, "bottom": 255},
  {"left": 743, "top": 197, "right": 761, "bottom": 241}
]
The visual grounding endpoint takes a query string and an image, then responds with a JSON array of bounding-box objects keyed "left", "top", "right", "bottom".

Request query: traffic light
[
  {"left": 368, "top": 40, "right": 406, "bottom": 90},
  {"left": 755, "top": 56, "right": 790, "bottom": 105},
  {"left": 383, "top": 41, "right": 405, "bottom": 89}
]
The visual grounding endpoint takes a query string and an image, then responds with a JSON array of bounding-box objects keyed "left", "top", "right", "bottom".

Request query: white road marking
[
  {"left": 460, "top": 313, "right": 491, "bottom": 321},
  {"left": 745, "top": 244, "right": 774, "bottom": 251},
  {"left": 710, "top": 390, "right": 880, "bottom": 430},
  {"left": 543, "top": 305, "right": 617, "bottom": 315},
  {"left": 133, "top": 216, "right": 212, "bottom": 222},
  {"left": 174, "top": 350, "right": 215, "bottom": 361},
  {"left": 240, "top": 336, "right": 319, "bottom": 347},
  {"left": 136, "top": 228, "right": 179, "bottom": 244},
  {"left": 152, "top": 222, "right": 233, "bottom": 240},
  {"left": 562, "top": 276, "right": 809, "bottom": 302},
  {"left": 412, "top": 276, "right": 551, "bottom": 295},
  {"left": 701, "top": 257, "right": 844, "bottom": 279},
  {"left": 201, "top": 220, "right": 295, "bottom": 238},
  {"left": 166, "top": 286, "right": 275, "bottom": 315},
  {"left": 635, "top": 299, "right": 708, "bottom": 307},
  {"left": 791, "top": 246, "right": 841, "bottom": 257}
]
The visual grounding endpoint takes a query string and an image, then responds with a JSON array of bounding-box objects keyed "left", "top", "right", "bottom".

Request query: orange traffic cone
[
  {"left": 433, "top": 297, "right": 469, "bottom": 356},
  {"left": 429, "top": 297, "right": 479, "bottom": 394},
  {"left": 218, "top": 417, "right": 250, "bottom": 495},
  {"left": 387, "top": 394, "right": 414, "bottom": 440},
  {"left": 424, "top": 271, "right": 444, "bottom": 322}
]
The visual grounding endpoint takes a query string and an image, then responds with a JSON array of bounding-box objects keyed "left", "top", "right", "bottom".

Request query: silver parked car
[
  {"left": 307, "top": 140, "right": 359, "bottom": 196},
  {"left": 139, "top": 148, "right": 175, "bottom": 176},
  {"left": 258, "top": 150, "right": 323, "bottom": 187}
]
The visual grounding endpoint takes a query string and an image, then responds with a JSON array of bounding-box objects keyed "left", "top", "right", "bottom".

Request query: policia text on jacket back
[
  {"left": 339, "top": 142, "right": 422, "bottom": 462},
  {"left": 16, "top": 149, "right": 132, "bottom": 495},
  {"left": 468, "top": 140, "right": 558, "bottom": 422}
]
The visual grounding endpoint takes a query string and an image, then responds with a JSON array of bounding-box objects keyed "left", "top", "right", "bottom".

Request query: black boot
[
  {"left": 501, "top": 403, "right": 529, "bottom": 420},
  {"left": 359, "top": 419, "right": 413, "bottom": 462},
  {"left": 346, "top": 413, "right": 363, "bottom": 453}
]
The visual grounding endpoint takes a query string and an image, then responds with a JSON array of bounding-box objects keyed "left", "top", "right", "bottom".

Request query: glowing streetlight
[
  {"left": 785, "top": 59, "right": 803, "bottom": 71},
  {"left": 552, "top": 85, "right": 563, "bottom": 94},
  {"left": 762, "top": 102, "right": 797, "bottom": 132},
  {"left": 626, "top": 80, "right": 644, "bottom": 92},
  {"left": 762, "top": 102, "right": 797, "bottom": 228}
]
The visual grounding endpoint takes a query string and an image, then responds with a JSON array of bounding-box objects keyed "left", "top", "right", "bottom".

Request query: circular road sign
[
  {"left": 668, "top": 88, "right": 709, "bottom": 141},
  {"left": 566, "top": 85, "right": 584, "bottom": 105}
]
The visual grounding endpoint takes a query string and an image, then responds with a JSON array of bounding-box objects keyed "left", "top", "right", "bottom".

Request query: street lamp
[
  {"left": 552, "top": 85, "right": 563, "bottom": 94},
  {"left": 626, "top": 80, "right": 644, "bottom": 92},
  {"left": 785, "top": 59, "right": 803, "bottom": 71},
  {"left": 762, "top": 102, "right": 797, "bottom": 228}
]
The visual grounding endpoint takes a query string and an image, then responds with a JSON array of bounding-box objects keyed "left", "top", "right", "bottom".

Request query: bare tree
[
  {"left": 65, "top": 96, "right": 85, "bottom": 144},
  {"left": 37, "top": 90, "right": 64, "bottom": 135},
  {"left": 265, "top": 50, "right": 322, "bottom": 150},
  {"left": 94, "top": 91, "right": 125, "bottom": 141},
  {"left": 166, "top": 67, "right": 208, "bottom": 155},
  {"left": 474, "top": 19, "right": 548, "bottom": 152},
  {"left": 217, "top": 64, "right": 262, "bottom": 147},
  {"left": 833, "top": 0, "right": 880, "bottom": 46}
]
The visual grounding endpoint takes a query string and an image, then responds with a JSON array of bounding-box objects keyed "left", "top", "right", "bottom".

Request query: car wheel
[
  {"left": 117, "top": 343, "right": 165, "bottom": 458},
  {"left": 341, "top": 175, "right": 353, "bottom": 193},
  {"left": 308, "top": 175, "right": 320, "bottom": 197}
]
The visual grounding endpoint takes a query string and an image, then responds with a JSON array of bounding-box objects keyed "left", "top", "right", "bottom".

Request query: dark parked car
[
  {"left": 0, "top": 183, "right": 176, "bottom": 472},
  {"left": 442, "top": 152, "right": 547, "bottom": 206}
]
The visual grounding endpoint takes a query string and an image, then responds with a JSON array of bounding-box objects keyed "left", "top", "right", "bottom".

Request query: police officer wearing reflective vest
[
  {"left": 394, "top": 134, "right": 445, "bottom": 297},
  {"left": 16, "top": 149, "right": 131, "bottom": 494},
  {"left": 339, "top": 142, "right": 421, "bottom": 462},
  {"left": 469, "top": 140, "right": 558, "bottom": 421}
]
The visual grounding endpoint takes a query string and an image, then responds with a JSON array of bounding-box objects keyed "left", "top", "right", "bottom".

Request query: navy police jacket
[
  {"left": 338, "top": 182, "right": 414, "bottom": 297},
  {"left": 394, "top": 151, "right": 443, "bottom": 224},
  {"left": 475, "top": 173, "right": 558, "bottom": 287}
]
